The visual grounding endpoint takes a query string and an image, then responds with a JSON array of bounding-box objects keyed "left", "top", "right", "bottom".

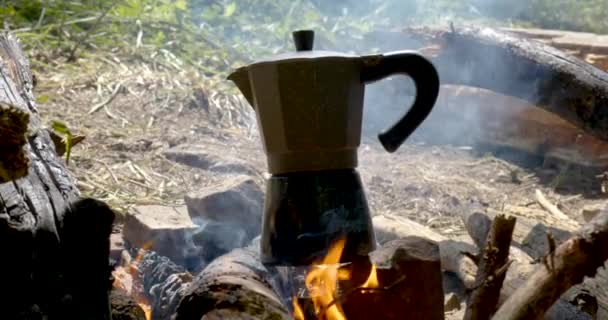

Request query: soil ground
[
  {"left": 35, "top": 56, "right": 606, "bottom": 238},
  {"left": 31, "top": 33, "right": 608, "bottom": 319}
]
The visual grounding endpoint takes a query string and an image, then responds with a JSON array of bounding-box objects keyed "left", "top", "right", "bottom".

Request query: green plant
[
  {"left": 51, "top": 120, "right": 74, "bottom": 164},
  {"left": 1, "top": 0, "right": 606, "bottom": 92}
]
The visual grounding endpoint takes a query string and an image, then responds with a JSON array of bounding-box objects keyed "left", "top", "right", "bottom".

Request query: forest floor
[
  {"left": 28, "top": 26, "right": 608, "bottom": 320},
  {"left": 33, "top": 45, "right": 606, "bottom": 238}
]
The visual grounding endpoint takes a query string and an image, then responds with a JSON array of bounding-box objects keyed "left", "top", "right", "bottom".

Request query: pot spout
[{"left": 227, "top": 67, "right": 254, "bottom": 107}]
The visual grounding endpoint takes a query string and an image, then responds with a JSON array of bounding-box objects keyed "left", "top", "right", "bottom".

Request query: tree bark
[
  {"left": 0, "top": 32, "right": 35, "bottom": 182},
  {"left": 0, "top": 32, "right": 115, "bottom": 319},
  {"left": 364, "top": 25, "right": 608, "bottom": 143}
]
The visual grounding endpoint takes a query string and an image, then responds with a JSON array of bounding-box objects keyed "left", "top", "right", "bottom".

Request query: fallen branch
[
  {"left": 492, "top": 208, "right": 608, "bottom": 320},
  {"left": 88, "top": 81, "right": 124, "bottom": 114},
  {"left": 465, "top": 214, "right": 516, "bottom": 320},
  {"left": 457, "top": 199, "right": 493, "bottom": 250},
  {"left": 535, "top": 189, "right": 576, "bottom": 225}
]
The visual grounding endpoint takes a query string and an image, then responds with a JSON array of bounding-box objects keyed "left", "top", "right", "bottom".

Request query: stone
[
  {"left": 520, "top": 223, "right": 573, "bottom": 260},
  {"left": 444, "top": 292, "right": 461, "bottom": 312},
  {"left": 122, "top": 205, "right": 200, "bottom": 268},
  {"left": 581, "top": 203, "right": 606, "bottom": 223},
  {"left": 185, "top": 175, "right": 264, "bottom": 239},
  {"left": 163, "top": 144, "right": 261, "bottom": 176}
]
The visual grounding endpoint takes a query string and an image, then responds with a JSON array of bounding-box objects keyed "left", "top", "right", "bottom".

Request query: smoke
[
  {"left": 199, "top": 0, "right": 582, "bottom": 163},
  {"left": 179, "top": 0, "right": 597, "bottom": 265}
]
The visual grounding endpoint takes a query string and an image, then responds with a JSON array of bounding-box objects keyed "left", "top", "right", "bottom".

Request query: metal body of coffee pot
[{"left": 228, "top": 30, "right": 440, "bottom": 266}]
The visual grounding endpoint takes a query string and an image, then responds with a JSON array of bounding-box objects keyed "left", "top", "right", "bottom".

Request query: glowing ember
[
  {"left": 112, "top": 241, "right": 154, "bottom": 320},
  {"left": 293, "top": 238, "right": 380, "bottom": 319}
]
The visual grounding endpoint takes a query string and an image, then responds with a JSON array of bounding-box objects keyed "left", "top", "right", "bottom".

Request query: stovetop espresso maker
[{"left": 229, "top": 30, "right": 440, "bottom": 266}]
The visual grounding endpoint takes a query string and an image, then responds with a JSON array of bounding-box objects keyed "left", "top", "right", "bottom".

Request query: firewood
[
  {"left": 492, "top": 208, "right": 608, "bottom": 320},
  {"left": 457, "top": 204, "right": 599, "bottom": 319},
  {"left": 535, "top": 189, "right": 580, "bottom": 227},
  {"left": 364, "top": 25, "right": 608, "bottom": 143},
  {"left": 0, "top": 32, "right": 116, "bottom": 319},
  {"left": 464, "top": 214, "right": 516, "bottom": 320},
  {"left": 173, "top": 247, "right": 292, "bottom": 320},
  {"left": 341, "top": 237, "right": 445, "bottom": 320},
  {"left": 455, "top": 199, "right": 492, "bottom": 250},
  {"left": 372, "top": 213, "right": 479, "bottom": 288},
  {"left": 0, "top": 32, "right": 36, "bottom": 182},
  {"left": 411, "top": 85, "right": 608, "bottom": 167}
]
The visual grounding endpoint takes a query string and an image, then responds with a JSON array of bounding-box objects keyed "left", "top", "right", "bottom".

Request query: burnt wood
[
  {"left": 174, "top": 247, "right": 292, "bottom": 320},
  {"left": 0, "top": 33, "right": 32, "bottom": 182},
  {"left": 464, "top": 214, "right": 516, "bottom": 320},
  {"left": 0, "top": 32, "right": 115, "bottom": 319},
  {"left": 341, "top": 237, "right": 445, "bottom": 320},
  {"left": 176, "top": 237, "right": 444, "bottom": 320},
  {"left": 493, "top": 208, "right": 608, "bottom": 320},
  {"left": 364, "top": 25, "right": 608, "bottom": 143}
]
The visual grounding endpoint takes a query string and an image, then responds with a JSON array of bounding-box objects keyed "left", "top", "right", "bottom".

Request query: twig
[
  {"left": 492, "top": 209, "right": 608, "bottom": 320},
  {"left": 467, "top": 260, "right": 514, "bottom": 294},
  {"left": 88, "top": 81, "right": 123, "bottom": 114},
  {"left": 535, "top": 189, "right": 575, "bottom": 223},
  {"left": 94, "top": 160, "right": 118, "bottom": 184},
  {"left": 464, "top": 214, "right": 516, "bottom": 320}
]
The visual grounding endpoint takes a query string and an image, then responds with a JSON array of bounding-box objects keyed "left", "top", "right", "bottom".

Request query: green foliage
[
  {"left": 0, "top": 0, "right": 606, "bottom": 83},
  {"left": 51, "top": 119, "right": 73, "bottom": 164}
]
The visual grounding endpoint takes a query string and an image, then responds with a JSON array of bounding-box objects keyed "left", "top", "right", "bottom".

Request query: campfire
[
  {"left": 113, "top": 242, "right": 154, "bottom": 320},
  {"left": 5, "top": 6, "right": 608, "bottom": 318},
  {"left": 292, "top": 238, "right": 381, "bottom": 320}
]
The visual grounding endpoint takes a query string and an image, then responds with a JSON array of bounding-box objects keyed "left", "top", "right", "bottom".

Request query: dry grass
[
  {"left": 29, "top": 42, "right": 607, "bottom": 234},
  {"left": 33, "top": 49, "right": 258, "bottom": 217}
]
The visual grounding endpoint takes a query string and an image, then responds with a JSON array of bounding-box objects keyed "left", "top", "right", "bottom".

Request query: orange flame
[
  {"left": 293, "top": 299, "right": 306, "bottom": 320},
  {"left": 113, "top": 241, "right": 154, "bottom": 320},
  {"left": 293, "top": 238, "right": 380, "bottom": 320},
  {"left": 361, "top": 265, "right": 378, "bottom": 290}
]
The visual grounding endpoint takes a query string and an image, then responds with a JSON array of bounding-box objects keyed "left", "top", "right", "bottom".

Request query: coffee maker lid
[{"left": 249, "top": 30, "right": 357, "bottom": 66}]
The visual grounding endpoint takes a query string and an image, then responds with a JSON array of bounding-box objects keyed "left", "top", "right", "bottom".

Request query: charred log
[
  {"left": 0, "top": 32, "right": 115, "bottom": 319},
  {"left": 364, "top": 25, "right": 608, "bottom": 143},
  {"left": 0, "top": 32, "right": 34, "bottom": 182},
  {"left": 110, "top": 288, "right": 147, "bottom": 320},
  {"left": 135, "top": 250, "right": 193, "bottom": 320},
  {"left": 173, "top": 247, "right": 292, "bottom": 320},
  {"left": 341, "top": 237, "right": 445, "bottom": 320}
]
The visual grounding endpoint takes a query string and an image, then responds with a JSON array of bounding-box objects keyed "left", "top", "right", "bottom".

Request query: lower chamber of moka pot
[{"left": 259, "top": 168, "right": 377, "bottom": 266}]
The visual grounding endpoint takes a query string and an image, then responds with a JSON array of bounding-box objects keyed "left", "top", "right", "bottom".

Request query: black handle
[
  {"left": 293, "top": 30, "right": 314, "bottom": 51},
  {"left": 362, "top": 51, "right": 440, "bottom": 153}
]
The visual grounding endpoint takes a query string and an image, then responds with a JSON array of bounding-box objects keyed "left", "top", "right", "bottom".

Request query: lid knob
[{"left": 292, "top": 30, "right": 314, "bottom": 51}]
